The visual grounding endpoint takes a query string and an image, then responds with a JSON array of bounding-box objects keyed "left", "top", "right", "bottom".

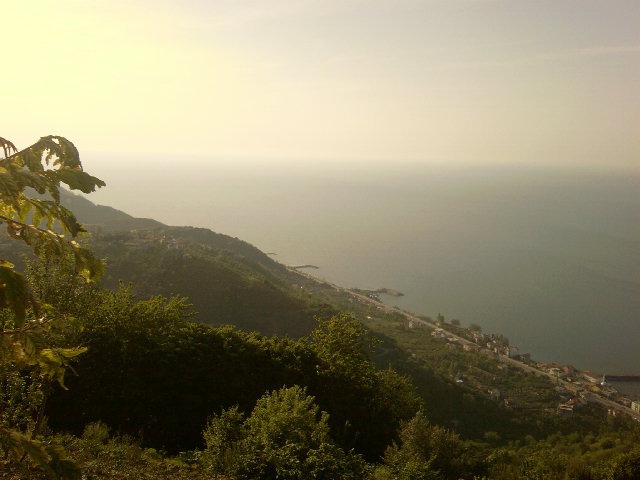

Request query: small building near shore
[
  {"left": 549, "top": 367, "right": 564, "bottom": 378},
  {"left": 506, "top": 346, "right": 519, "bottom": 358},
  {"left": 431, "top": 328, "right": 443, "bottom": 335},
  {"left": 557, "top": 404, "right": 574, "bottom": 417}
]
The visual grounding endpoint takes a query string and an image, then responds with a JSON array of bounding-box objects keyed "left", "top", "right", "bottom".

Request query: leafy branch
[
  {"left": 0, "top": 135, "right": 103, "bottom": 478},
  {"left": 0, "top": 135, "right": 104, "bottom": 324}
]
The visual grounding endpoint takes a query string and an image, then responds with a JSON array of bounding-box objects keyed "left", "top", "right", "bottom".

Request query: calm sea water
[
  {"left": 85, "top": 156, "right": 640, "bottom": 375},
  {"left": 607, "top": 380, "right": 640, "bottom": 400}
]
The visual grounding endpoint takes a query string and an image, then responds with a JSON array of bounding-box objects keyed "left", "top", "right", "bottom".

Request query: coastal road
[
  {"left": 293, "top": 268, "right": 640, "bottom": 422},
  {"left": 345, "top": 286, "right": 640, "bottom": 421}
]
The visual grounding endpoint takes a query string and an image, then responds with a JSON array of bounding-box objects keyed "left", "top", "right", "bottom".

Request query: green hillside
[
  {"left": 60, "top": 190, "right": 165, "bottom": 232},
  {"left": 62, "top": 190, "right": 333, "bottom": 336}
]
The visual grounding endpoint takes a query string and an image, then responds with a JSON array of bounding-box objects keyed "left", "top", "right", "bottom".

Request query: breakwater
[{"left": 606, "top": 375, "right": 640, "bottom": 382}]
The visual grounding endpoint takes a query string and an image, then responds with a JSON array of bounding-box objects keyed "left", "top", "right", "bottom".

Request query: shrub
[{"left": 201, "top": 385, "right": 367, "bottom": 479}]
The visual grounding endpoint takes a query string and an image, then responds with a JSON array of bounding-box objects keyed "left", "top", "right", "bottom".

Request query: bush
[
  {"left": 201, "top": 385, "right": 367, "bottom": 479},
  {"left": 376, "top": 411, "right": 467, "bottom": 480}
]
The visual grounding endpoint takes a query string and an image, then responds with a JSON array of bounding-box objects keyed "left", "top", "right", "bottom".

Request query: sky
[{"left": 3, "top": 0, "right": 639, "bottom": 167}]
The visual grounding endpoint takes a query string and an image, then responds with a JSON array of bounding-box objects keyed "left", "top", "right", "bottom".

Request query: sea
[{"left": 83, "top": 155, "right": 640, "bottom": 380}]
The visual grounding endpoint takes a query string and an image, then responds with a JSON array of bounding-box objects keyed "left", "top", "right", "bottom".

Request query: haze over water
[{"left": 86, "top": 157, "right": 640, "bottom": 376}]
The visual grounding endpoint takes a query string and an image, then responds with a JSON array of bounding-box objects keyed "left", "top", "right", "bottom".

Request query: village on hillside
[{"left": 339, "top": 282, "right": 640, "bottom": 423}]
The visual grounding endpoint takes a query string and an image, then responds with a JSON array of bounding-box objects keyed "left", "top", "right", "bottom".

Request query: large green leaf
[{"left": 0, "top": 135, "right": 103, "bottom": 479}]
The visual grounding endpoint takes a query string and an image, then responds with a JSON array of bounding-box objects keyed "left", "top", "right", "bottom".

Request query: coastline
[
  {"left": 288, "top": 265, "right": 640, "bottom": 418},
  {"left": 291, "top": 266, "right": 640, "bottom": 377}
]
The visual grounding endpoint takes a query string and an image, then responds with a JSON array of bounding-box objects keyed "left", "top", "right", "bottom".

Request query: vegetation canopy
[{"left": 0, "top": 136, "right": 104, "bottom": 478}]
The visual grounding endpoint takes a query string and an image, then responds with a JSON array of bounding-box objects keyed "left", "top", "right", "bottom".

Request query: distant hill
[
  {"left": 61, "top": 190, "right": 334, "bottom": 336},
  {"left": 61, "top": 190, "right": 166, "bottom": 231}
]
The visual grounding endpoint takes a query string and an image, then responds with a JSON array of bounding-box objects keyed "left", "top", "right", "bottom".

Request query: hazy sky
[{"left": 4, "top": 0, "right": 639, "bottom": 166}]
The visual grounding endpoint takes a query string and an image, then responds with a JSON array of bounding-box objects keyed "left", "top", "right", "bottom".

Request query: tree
[
  {"left": 311, "top": 313, "right": 378, "bottom": 384},
  {"left": 469, "top": 323, "right": 482, "bottom": 333},
  {"left": 45, "top": 285, "right": 198, "bottom": 448},
  {"left": 377, "top": 411, "right": 467, "bottom": 480},
  {"left": 201, "top": 385, "right": 366, "bottom": 480},
  {"left": 309, "top": 314, "right": 421, "bottom": 460},
  {"left": 0, "top": 136, "right": 104, "bottom": 478},
  {"left": 608, "top": 447, "right": 640, "bottom": 480}
]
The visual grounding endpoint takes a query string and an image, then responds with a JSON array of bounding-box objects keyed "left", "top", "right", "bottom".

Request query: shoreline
[
  {"left": 288, "top": 266, "right": 640, "bottom": 418},
  {"left": 295, "top": 267, "right": 640, "bottom": 377},
  {"left": 293, "top": 268, "right": 638, "bottom": 378}
]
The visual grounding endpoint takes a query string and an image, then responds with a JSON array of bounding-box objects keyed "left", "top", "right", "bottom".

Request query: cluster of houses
[
  {"left": 541, "top": 363, "right": 640, "bottom": 417},
  {"left": 320, "top": 275, "right": 640, "bottom": 422},
  {"left": 103, "top": 231, "right": 185, "bottom": 251},
  {"left": 429, "top": 325, "right": 517, "bottom": 358},
  {"left": 423, "top": 321, "right": 640, "bottom": 419}
]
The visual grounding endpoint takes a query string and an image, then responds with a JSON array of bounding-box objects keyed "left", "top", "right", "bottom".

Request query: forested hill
[
  {"left": 60, "top": 190, "right": 333, "bottom": 336},
  {"left": 60, "top": 190, "right": 165, "bottom": 232},
  {"left": 62, "top": 189, "right": 290, "bottom": 276}
]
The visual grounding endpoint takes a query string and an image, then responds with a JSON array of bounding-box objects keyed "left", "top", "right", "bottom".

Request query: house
[
  {"left": 548, "top": 367, "right": 563, "bottom": 378},
  {"left": 506, "top": 346, "right": 519, "bottom": 358},
  {"left": 489, "top": 389, "right": 501, "bottom": 401},
  {"left": 563, "top": 383, "right": 581, "bottom": 395},
  {"left": 557, "top": 404, "right": 574, "bottom": 417},
  {"left": 431, "top": 328, "right": 445, "bottom": 338},
  {"left": 471, "top": 332, "right": 484, "bottom": 344},
  {"left": 566, "top": 397, "right": 587, "bottom": 409},
  {"left": 618, "top": 397, "right": 632, "bottom": 408}
]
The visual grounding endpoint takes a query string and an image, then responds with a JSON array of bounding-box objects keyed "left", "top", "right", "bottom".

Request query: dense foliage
[
  {"left": 41, "top": 272, "right": 421, "bottom": 461},
  {"left": 201, "top": 386, "right": 367, "bottom": 479},
  {"left": 0, "top": 136, "right": 104, "bottom": 478},
  {"left": 374, "top": 411, "right": 470, "bottom": 480},
  {"left": 35, "top": 260, "right": 640, "bottom": 479},
  {"left": 89, "top": 230, "right": 331, "bottom": 337}
]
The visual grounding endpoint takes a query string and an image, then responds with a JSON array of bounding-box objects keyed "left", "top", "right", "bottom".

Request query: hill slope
[{"left": 62, "top": 190, "right": 333, "bottom": 336}]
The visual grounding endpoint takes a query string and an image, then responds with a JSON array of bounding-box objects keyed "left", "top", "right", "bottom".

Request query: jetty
[{"left": 605, "top": 375, "right": 640, "bottom": 382}]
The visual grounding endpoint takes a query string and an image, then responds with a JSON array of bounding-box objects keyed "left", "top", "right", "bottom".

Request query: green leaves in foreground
[
  {"left": 0, "top": 135, "right": 103, "bottom": 479},
  {"left": 0, "top": 135, "right": 102, "bottom": 382},
  {"left": 0, "top": 135, "right": 105, "bottom": 326},
  {"left": 0, "top": 260, "right": 28, "bottom": 323},
  {"left": 0, "top": 426, "right": 81, "bottom": 480}
]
